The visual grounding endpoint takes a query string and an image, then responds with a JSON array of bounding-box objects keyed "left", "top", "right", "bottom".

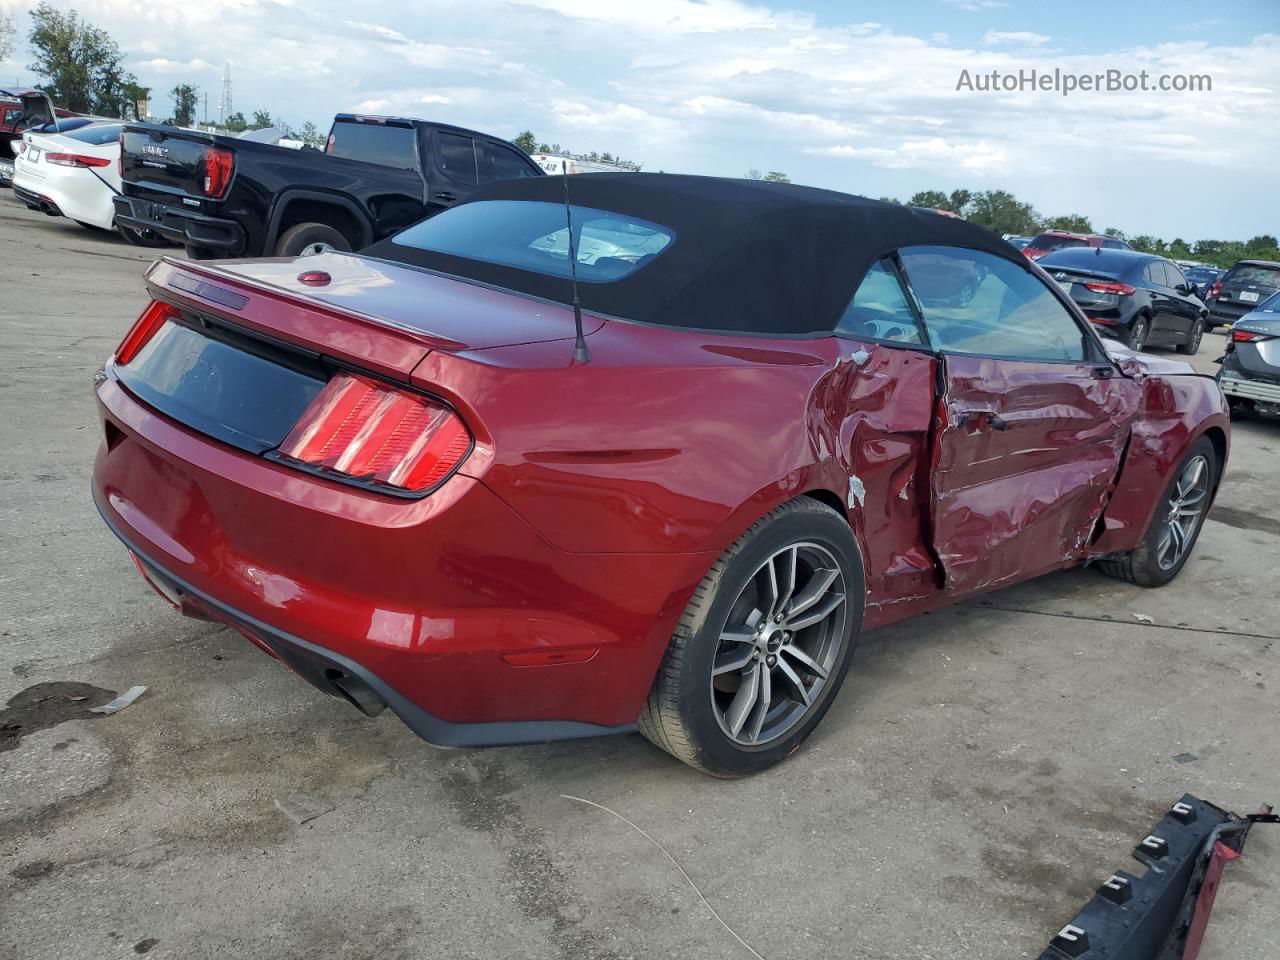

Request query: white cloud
[
  {"left": 982, "top": 30, "right": 1051, "bottom": 47},
  {"left": 0, "top": 0, "right": 1272, "bottom": 236}
]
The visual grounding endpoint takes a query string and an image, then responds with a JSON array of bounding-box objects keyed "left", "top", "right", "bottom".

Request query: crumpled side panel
[{"left": 931, "top": 355, "right": 1139, "bottom": 595}]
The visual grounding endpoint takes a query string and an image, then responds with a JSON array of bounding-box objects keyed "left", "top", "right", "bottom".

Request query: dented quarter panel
[
  {"left": 930, "top": 355, "right": 1141, "bottom": 595},
  {"left": 1090, "top": 368, "right": 1230, "bottom": 556}
]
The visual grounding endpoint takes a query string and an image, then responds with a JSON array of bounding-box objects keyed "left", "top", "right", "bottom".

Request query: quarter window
[
  {"left": 899, "top": 245, "right": 1088, "bottom": 362},
  {"left": 836, "top": 260, "right": 924, "bottom": 344}
]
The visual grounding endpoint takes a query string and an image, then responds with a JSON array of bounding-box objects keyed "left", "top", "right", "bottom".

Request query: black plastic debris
[{"left": 1039, "top": 794, "right": 1277, "bottom": 960}]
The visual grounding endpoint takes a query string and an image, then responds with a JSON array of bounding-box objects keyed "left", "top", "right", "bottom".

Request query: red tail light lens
[
  {"left": 203, "top": 146, "right": 234, "bottom": 198},
  {"left": 277, "top": 373, "right": 470, "bottom": 493},
  {"left": 115, "top": 300, "right": 179, "bottom": 365},
  {"left": 1208, "top": 281, "right": 1223, "bottom": 299},
  {"left": 46, "top": 152, "right": 112, "bottom": 167},
  {"left": 1232, "top": 329, "right": 1272, "bottom": 342},
  {"left": 1023, "top": 248, "right": 1045, "bottom": 259},
  {"left": 1083, "top": 281, "right": 1136, "bottom": 296}
]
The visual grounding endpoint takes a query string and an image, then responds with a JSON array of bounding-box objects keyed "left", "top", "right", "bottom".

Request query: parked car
[
  {"left": 1218, "top": 291, "right": 1280, "bottom": 417},
  {"left": 11, "top": 122, "right": 164, "bottom": 245},
  {"left": 1203, "top": 260, "right": 1280, "bottom": 331},
  {"left": 1022, "top": 230, "right": 1132, "bottom": 261},
  {"left": 113, "top": 114, "right": 544, "bottom": 259},
  {"left": 1039, "top": 248, "right": 1207, "bottom": 353},
  {"left": 0, "top": 88, "right": 78, "bottom": 186},
  {"left": 1183, "top": 265, "right": 1224, "bottom": 299},
  {"left": 91, "top": 175, "right": 1228, "bottom": 776}
]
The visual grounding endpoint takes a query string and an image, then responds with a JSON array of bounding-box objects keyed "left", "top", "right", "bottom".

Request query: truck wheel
[
  {"left": 637, "top": 497, "right": 863, "bottom": 777},
  {"left": 275, "top": 223, "right": 352, "bottom": 257}
]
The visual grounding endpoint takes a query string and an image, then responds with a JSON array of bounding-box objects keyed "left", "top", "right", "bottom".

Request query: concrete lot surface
[{"left": 1, "top": 198, "right": 1277, "bottom": 960}]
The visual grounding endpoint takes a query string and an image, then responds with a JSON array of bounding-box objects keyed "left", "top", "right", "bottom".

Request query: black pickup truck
[{"left": 113, "top": 115, "right": 544, "bottom": 258}]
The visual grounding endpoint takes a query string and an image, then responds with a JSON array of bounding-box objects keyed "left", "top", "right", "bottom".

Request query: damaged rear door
[{"left": 899, "top": 245, "right": 1139, "bottom": 595}]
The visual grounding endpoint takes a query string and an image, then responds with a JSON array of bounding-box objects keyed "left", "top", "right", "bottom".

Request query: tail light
[
  {"left": 1232, "top": 329, "right": 1273, "bottom": 342},
  {"left": 46, "top": 152, "right": 112, "bottom": 167},
  {"left": 276, "top": 373, "right": 471, "bottom": 494},
  {"left": 115, "top": 300, "right": 179, "bottom": 365},
  {"left": 203, "top": 146, "right": 234, "bottom": 198},
  {"left": 1023, "top": 247, "right": 1045, "bottom": 260},
  {"left": 1208, "top": 281, "right": 1223, "bottom": 299},
  {"left": 1084, "top": 281, "right": 1136, "bottom": 296}
]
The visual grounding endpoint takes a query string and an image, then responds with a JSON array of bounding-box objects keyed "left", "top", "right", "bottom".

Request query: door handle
[{"left": 955, "top": 411, "right": 1009, "bottom": 430}]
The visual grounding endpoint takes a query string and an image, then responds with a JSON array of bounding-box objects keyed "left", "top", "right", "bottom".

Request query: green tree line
[{"left": 886, "top": 188, "right": 1277, "bottom": 269}]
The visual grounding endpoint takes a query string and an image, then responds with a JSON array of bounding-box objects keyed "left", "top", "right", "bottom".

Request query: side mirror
[{"left": 1176, "top": 283, "right": 1193, "bottom": 296}]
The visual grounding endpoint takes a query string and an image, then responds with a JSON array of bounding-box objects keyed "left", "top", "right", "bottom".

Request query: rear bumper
[
  {"left": 1219, "top": 373, "right": 1280, "bottom": 404},
  {"left": 96, "top": 498, "right": 633, "bottom": 747},
  {"left": 113, "top": 194, "right": 245, "bottom": 253},
  {"left": 92, "top": 374, "right": 703, "bottom": 739}
]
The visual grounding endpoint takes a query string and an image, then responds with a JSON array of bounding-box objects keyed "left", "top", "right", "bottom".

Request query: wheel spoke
[
  {"left": 777, "top": 657, "right": 811, "bottom": 707},
  {"left": 713, "top": 646, "right": 756, "bottom": 677},
  {"left": 1178, "top": 458, "right": 1205, "bottom": 497},
  {"left": 780, "top": 643, "right": 829, "bottom": 679},
  {"left": 1157, "top": 528, "right": 1176, "bottom": 566},
  {"left": 762, "top": 558, "right": 780, "bottom": 619},
  {"left": 1179, "top": 488, "right": 1206, "bottom": 507},
  {"left": 746, "top": 665, "right": 772, "bottom": 742},
  {"left": 787, "top": 567, "right": 839, "bottom": 618},
  {"left": 725, "top": 663, "right": 760, "bottom": 737},
  {"left": 776, "top": 547, "right": 798, "bottom": 616},
  {"left": 787, "top": 592, "right": 845, "bottom": 631},
  {"left": 719, "top": 627, "right": 756, "bottom": 645}
]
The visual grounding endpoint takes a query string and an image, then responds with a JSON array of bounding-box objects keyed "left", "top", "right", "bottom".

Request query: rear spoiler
[{"left": 1039, "top": 794, "right": 1276, "bottom": 959}]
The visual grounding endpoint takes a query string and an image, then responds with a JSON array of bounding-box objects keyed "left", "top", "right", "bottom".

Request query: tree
[
  {"left": 746, "top": 168, "right": 764, "bottom": 180},
  {"left": 1044, "top": 213, "right": 1094, "bottom": 233},
  {"left": 908, "top": 189, "right": 950, "bottom": 210},
  {"left": 223, "top": 111, "right": 247, "bottom": 133},
  {"left": 948, "top": 189, "right": 974, "bottom": 214},
  {"left": 250, "top": 109, "right": 272, "bottom": 129},
  {"left": 763, "top": 171, "right": 790, "bottom": 183},
  {"left": 877, "top": 196, "right": 901, "bottom": 204},
  {"left": 171, "top": 83, "right": 198, "bottom": 127},
  {"left": 511, "top": 130, "right": 537, "bottom": 154},
  {"left": 965, "top": 190, "right": 1040, "bottom": 236},
  {"left": 1, "top": 12, "right": 16, "bottom": 64},
  {"left": 1103, "top": 227, "right": 1127, "bottom": 240},
  {"left": 26, "top": 3, "right": 137, "bottom": 116},
  {"left": 298, "top": 120, "right": 324, "bottom": 148}
]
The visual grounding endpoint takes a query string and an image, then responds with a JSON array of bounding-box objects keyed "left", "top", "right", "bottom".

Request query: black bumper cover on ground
[
  {"left": 1040, "top": 794, "right": 1276, "bottom": 959},
  {"left": 95, "top": 491, "right": 636, "bottom": 748}
]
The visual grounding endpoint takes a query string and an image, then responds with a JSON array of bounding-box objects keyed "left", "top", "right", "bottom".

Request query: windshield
[
  {"left": 391, "top": 200, "right": 675, "bottom": 283},
  {"left": 1033, "top": 234, "right": 1087, "bottom": 251}
]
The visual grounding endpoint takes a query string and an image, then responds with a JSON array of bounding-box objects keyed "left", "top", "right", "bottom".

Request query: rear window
[
  {"left": 390, "top": 200, "right": 675, "bottom": 283},
  {"left": 1225, "top": 264, "right": 1280, "bottom": 287},
  {"left": 64, "top": 123, "right": 124, "bottom": 145},
  {"left": 1032, "top": 234, "right": 1087, "bottom": 252},
  {"left": 326, "top": 121, "right": 418, "bottom": 170}
]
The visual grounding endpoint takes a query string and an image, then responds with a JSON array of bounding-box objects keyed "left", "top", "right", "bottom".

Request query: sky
[{"left": 2, "top": 0, "right": 1277, "bottom": 239}]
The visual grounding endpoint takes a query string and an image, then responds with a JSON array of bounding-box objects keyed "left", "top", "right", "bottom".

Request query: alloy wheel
[
  {"left": 709, "top": 542, "right": 848, "bottom": 746},
  {"left": 1156, "top": 454, "right": 1210, "bottom": 571},
  {"left": 1128, "top": 319, "right": 1147, "bottom": 350}
]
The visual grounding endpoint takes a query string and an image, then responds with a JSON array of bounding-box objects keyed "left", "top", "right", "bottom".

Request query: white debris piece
[
  {"left": 1132, "top": 614, "right": 1155, "bottom": 625},
  {"left": 89, "top": 685, "right": 147, "bottom": 715}
]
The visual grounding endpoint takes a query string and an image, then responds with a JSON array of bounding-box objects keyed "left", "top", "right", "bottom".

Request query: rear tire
[
  {"left": 637, "top": 497, "right": 864, "bottom": 777},
  {"left": 1097, "top": 437, "right": 1216, "bottom": 588},
  {"left": 1126, "top": 315, "right": 1149, "bottom": 351},
  {"left": 1176, "top": 319, "right": 1203, "bottom": 355},
  {"left": 274, "top": 222, "right": 352, "bottom": 257}
]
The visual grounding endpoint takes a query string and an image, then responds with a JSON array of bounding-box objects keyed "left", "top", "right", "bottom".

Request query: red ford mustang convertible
[{"left": 92, "top": 175, "right": 1228, "bottom": 775}]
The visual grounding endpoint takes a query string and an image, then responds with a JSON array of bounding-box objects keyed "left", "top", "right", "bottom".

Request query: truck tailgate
[{"left": 121, "top": 126, "right": 217, "bottom": 198}]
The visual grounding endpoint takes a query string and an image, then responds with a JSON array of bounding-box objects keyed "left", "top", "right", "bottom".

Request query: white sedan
[{"left": 12, "top": 121, "right": 163, "bottom": 245}]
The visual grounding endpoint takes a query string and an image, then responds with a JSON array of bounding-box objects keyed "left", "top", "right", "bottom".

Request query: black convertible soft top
[{"left": 364, "top": 173, "right": 1022, "bottom": 335}]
